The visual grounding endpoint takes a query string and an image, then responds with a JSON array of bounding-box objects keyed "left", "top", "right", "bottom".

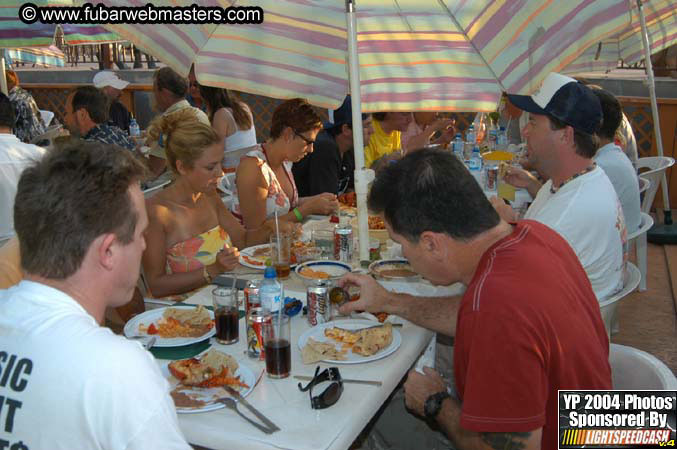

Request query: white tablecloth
[{"left": 151, "top": 217, "right": 464, "bottom": 450}]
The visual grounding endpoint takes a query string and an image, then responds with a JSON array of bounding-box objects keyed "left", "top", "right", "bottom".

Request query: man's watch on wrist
[{"left": 424, "top": 391, "right": 451, "bottom": 420}]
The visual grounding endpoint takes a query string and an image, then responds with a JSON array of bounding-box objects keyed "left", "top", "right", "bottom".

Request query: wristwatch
[{"left": 424, "top": 391, "right": 451, "bottom": 420}]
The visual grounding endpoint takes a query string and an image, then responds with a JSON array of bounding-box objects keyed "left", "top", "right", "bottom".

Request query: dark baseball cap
[
  {"left": 507, "top": 72, "right": 602, "bottom": 135},
  {"left": 324, "top": 96, "right": 367, "bottom": 130}
]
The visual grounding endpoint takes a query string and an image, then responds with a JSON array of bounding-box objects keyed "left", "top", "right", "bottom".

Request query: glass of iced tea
[
  {"left": 270, "top": 232, "right": 292, "bottom": 279},
  {"left": 263, "top": 314, "right": 291, "bottom": 378},
  {"left": 212, "top": 287, "right": 239, "bottom": 344}
]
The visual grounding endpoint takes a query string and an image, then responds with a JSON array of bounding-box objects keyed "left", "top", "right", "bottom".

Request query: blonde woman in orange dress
[{"left": 142, "top": 109, "right": 280, "bottom": 299}]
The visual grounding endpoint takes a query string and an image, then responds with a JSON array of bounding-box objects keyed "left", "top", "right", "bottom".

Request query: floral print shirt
[{"left": 8, "top": 87, "right": 46, "bottom": 143}]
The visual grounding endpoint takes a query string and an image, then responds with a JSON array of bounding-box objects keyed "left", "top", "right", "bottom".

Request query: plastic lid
[
  {"left": 499, "top": 126, "right": 505, "bottom": 131},
  {"left": 264, "top": 267, "right": 277, "bottom": 279},
  {"left": 468, "top": 124, "right": 474, "bottom": 129},
  {"left": 455, "top": 133, "right": 462, "bottom": 138}
]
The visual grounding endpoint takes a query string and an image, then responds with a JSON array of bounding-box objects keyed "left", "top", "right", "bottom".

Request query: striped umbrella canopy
[
  {"left": 563, "top": 0, "right": 677, "bottom": 74},
  {"left": 0, "top": 1, "right": 123, "bottom": 48},
  {"left": 95, "top": 0, "right": 632, "bottom": 112},
  {"left": 4, "top": 45, "right": 65, "bottom": 67}
]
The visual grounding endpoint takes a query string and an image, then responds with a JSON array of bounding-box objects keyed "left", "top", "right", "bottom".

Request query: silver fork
[{"left": 217, "top": 397, "right": 276, "bottom": 434}]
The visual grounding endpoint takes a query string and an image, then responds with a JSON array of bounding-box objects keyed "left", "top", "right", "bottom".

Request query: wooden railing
[{"left": 618, "top": 96, "right": 677, "bottom": 211}]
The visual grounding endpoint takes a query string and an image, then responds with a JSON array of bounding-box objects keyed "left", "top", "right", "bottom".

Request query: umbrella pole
[
  {"left": 346, "top": 0, "right": 374, "bottom": 264},
  {"left": 637, "top": 0, "right": 677, "bottom": 243},
  {"left": 0, "top": 52, "right": 7, "bottom": 95}
]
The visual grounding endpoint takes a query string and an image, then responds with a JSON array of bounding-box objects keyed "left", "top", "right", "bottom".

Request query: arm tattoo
[{"left": 480, "top": 432, "right": 531, "bottom": 450}]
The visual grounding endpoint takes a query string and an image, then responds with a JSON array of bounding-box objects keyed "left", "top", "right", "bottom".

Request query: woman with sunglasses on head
[
  {"left": 142, "top": 109, "right": 283, "bottom": 299},
  {"left": 198, "top": 84, "right": 258, "bottom": 172},
  {"left": 231, "top": 98, "right": 338, "bottom": 230}
]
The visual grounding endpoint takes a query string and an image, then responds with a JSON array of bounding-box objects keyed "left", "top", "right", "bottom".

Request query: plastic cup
[
  {"left": 312, "top": 229, "right": 334, "bottom": 259},
  {"left": 270, "top": 232, "right": 292, "bottom": 279},
  {"left": 263, "top": 314, "right": 291, "bottom": 378},
  {"left": 212, "top": 287, "right": 239, "bottom": 344}
]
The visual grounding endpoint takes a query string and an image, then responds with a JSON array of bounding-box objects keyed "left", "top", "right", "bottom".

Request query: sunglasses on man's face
[{"left": 297, "top": 366, "right": 344, "bottom": 409}]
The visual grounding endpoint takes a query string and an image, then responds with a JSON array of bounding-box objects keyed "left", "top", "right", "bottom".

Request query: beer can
[
  {"left": 244, "top": 279, "right": 261, "bottom": 316},
  {"left": 485, "top": 166, "right": 498, "bottom": 190},
  {"left": 333, "top": 224, "right": 353, "bottom": 262},
  {"left": 246, "top": 307, "right": 271, "bottom": 360},
  {"left": 307, "top": 281, "right": 331, "bottom": 326}
]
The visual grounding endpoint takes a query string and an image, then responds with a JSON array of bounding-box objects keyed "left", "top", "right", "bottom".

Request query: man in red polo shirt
[{"left": 339, "top": 149, "right": 611, "bottom": 450}]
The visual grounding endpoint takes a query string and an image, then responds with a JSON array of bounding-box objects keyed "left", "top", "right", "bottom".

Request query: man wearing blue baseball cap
[
  {"left": 292, "top": 96, "right": 373, "bottom": 196},
  {"left": 495, "top": 72, "right": 626, "bottom": 302}
]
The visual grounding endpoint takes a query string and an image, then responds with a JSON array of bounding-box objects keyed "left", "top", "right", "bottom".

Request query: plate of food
[
  {"left": 124, "top": 305, "right": 215, "bottom": 347},
  {"left": 369, "top": 259, "right": 420, "bottom": 281},
  {"left": 295, "top": 260, "right": 352, "bottom": 282},
  {"left": 239, "top": 242, "right": 313, "bottom": 269},
  {"left": 163, "top": 349, "right": 257, "bottom": 413},
  {"left": 238, "top": 243, "right": 272, "bottom": 269},
  {"left": 349, "top": 216, "right": 389, "bottom": 243},
  {"left": 298, "top": 320, "right": 400, "bottom": 365}
]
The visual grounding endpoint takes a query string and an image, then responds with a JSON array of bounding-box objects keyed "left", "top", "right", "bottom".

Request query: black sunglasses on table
[{"left": 297, "top": 366, "right": 344, "bottom": 409}]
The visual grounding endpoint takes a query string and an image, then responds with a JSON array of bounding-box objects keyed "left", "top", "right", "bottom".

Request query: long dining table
[{"left": 148, "top": 217, "right": 463, "bottom": 450}]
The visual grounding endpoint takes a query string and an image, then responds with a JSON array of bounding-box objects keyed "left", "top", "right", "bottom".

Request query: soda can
[
  {"left": 307, "top": 281, "right": 331, "bottom": 326},
  {"left": 246, "top": 307, "right": 271, "bottom": 360},
  {"left": 333, "top": 224, "right": 353, "bottom": 262},
  {"left": 485, "top": 166, "right": 498, "bottom": 190},
  {"left": 244, "top": 279, "right": 261, "bottom": 316}
]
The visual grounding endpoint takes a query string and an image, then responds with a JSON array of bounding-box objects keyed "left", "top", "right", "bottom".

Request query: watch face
[{"left": 424, "top": 391, "right": 449, "bottom": 420}]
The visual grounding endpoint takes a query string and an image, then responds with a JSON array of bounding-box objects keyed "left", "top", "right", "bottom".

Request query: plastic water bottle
[
  {"left": 259, "top": 267, "right": 283, "bottom": 314},
  {"left": 465, "top": 124, "right": 476, "bottom": 146},
  {"left": 452, "top": 133, "right": 464, "bottom": 160},
  {"left": 129, "top": 117, "right": 140, "bottom": 137},
  {"left": 487, "top": 124, "right": 498, "bottom": 150},
  {"left": 496, "top": 126, "right": 508, "bottom": 151},
  {"left": 468, "top": 145, "right": 482, "bottom": 171}
]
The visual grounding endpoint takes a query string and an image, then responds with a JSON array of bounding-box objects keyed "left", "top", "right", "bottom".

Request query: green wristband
[{"left": 293, "top": 207, "right": 303, "bottom": 221}]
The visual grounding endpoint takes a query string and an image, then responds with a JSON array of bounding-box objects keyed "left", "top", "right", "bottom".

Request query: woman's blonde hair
[{"left": 147, "top": 109, "right": 220, "bottom": 174}]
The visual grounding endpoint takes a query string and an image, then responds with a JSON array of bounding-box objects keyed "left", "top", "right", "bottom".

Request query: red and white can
[
  {"left": 246, "top": 307, "right": 271, "bottom": 360},
  {"left": 307, "top": 281, "right": 331, "bottom": 326},
  {"left": 333, "top": 223, "right": 353, "bottom": 262},
  {"left": 244, "top": 279, "right": 261, "bottom": 316}
]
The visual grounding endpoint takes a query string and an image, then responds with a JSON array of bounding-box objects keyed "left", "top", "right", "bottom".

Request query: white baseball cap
[{"left": 92, "top": 71, "right": 129, "bottom": 90}]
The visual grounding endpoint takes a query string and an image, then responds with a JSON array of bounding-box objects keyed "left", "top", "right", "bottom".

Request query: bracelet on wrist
[{"left": 293, "top": 207, "right": 303, "bottom": 222}]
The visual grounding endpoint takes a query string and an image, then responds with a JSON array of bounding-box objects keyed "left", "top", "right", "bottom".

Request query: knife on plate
[{"left": 222, "top": 385, "right": 280, "bottom": 433}]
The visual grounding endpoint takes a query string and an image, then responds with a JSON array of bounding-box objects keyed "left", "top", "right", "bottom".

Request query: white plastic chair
[
  {"left": 599, "top": 262, "right": 641, "bottom": 339},
  {"left": 627, "top": 212, "right": 654, "bottom": 291},
  {"left": 609, "top": 344, "right": 677, "bottom": 389},
  {"left": 638, "top": 176, "right": 650, "bottom": 195},
  {"left": 636, "top": 156, "right": 675, "bottom": 213}
]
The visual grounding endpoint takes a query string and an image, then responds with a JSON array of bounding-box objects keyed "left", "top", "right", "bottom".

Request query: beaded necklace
[{"left": 549, "top": 163, "right": 596, "bottom": 194}]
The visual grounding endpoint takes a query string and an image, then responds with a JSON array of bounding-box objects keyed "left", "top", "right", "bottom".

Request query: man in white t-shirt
[
  {"left": 0, "top": 93, "right": 46, "bottom": 241},
  {"left": 494, "top": 72, "right": 625, "bottom": 301},
  {"left": 591, "top": 87, "right": 641, "bottom": 234},
  {"left": 0, "top": 140, "right": 191, "bottom": 449}
]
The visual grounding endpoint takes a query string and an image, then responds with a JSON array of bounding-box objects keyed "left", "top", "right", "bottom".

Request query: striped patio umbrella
[
  {"left": 563, "top": 0, "right": 677, "bottom": 74},
  {"left": 4, "top": 45, "right": 65, "bottom": 67},
  {"left": 92, "top": 0, "right": 635, "bottom": 260},
  {"left": 95, "top": 0, "right": 632, "bottom": 112}
]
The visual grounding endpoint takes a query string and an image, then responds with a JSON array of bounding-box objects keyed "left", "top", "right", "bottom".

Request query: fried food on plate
[
  {"left": 138, "top": 305, "right": 213, "bottom": 338},
  {"left": 168, "top": 349, "right": 248, "bottom": 389}
]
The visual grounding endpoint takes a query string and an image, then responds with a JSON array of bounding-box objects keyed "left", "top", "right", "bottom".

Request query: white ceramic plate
[
  {"left": 238, "top": 243, "right": 271, "bottom": 269},
  {"left": 297, "top": 319, "right": 401, "bottom": 364},
  {"left": 368, "top": 259, "right": 420, "bottom": 281},
  {"left": 239, "top": 243, "right": 300, "bottom": 270},
  {"left": 295, "top": 260, "right": 352, "bottom": 282},
  {"left": 123, "top": 306, "right": 215, "bottom": 347},
  {"left": 162, "top": 356, "right": 257, "bottom": 414}
]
